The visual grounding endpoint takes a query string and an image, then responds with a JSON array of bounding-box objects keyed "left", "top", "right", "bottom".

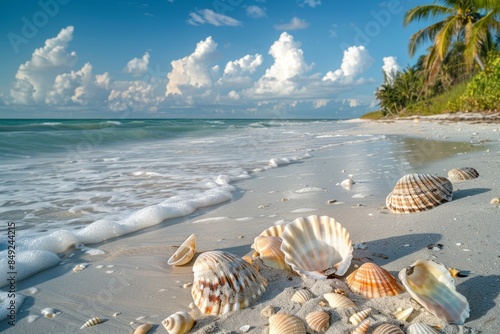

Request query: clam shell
[
  {"left": 323, "top": 292, "right": 356, "bottom": 309},
  {"left": 386, "top": 174, "right": 453, "bottom": 213},
  {"left": 162, "top": 311, "right": 194, "bottom": 334},
  {"left": 280, "top": 215, "right": 353, "bottom": 279},
  {"left": 398, "top": 259, "right": 470, "bottom": 324},
  {"left": 291, "top": 289, "right": 314, "bottom": 305},
  {"left": 406, "top": 323, "right": 441, "bottom": 334},
  {"left": 269, "top": 313, "right": 306, "bottom": 334},
  {"left": 448, "top": 167, "right": 479, "bottom": 182},
  {"left": 352, "top": 319, "right": 370, "bottom": 334},
  {"left": 252, "top": 236, "right": 290, "bottom": 270},
  {"left": 134, "top": 323, "right": 153, "bottom": 334},
  {"left": 167, "top": 234, "right": 196, "bottom": 266},
  {"left": 349, "top": 308, "right": 372, "bottom": 325},
  {"left": 80, "top": 317, "right": 104, "bottom": 329},
  {"left": 345, "top": 262, "right": 405, "bottom": 299},
  {"left": 305, "top": 311, "right": 330, "bottom": 332},
  {"left": 191, "top": 251, "right": 268, "bottom": 315},
  {"left": 373, "top": 323, "right": 404, "bottom": 334}
]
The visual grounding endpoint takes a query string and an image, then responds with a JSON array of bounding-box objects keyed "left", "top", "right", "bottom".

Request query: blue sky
[{"left": 0, "top": 0, "right": 431, "bottom": 119}]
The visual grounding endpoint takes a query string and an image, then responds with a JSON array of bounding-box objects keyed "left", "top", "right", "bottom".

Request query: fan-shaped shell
[
  {"left": 373, "top": 323, "right": 404, "bottom": 334},
  {"left": 252, "top": 236, "right": 290, "bottom": 270},
  {"left": 349, "top": 308, "right": 372, "bottom": 325},
  {"left": 345, "top": 262, "right": 405, "bottom": 299},
  {"left": 305, "top": 311, "right": 330, "bottom": 332},
  {"left": 448, "top": 167, "right": 479, "bottom": 182},
  {"left": 399, "top": 260, "right": 469, "bottom": 324},
  {"left": 280, "top": 215, "right": 353, "bottom": 279},
  {"left": 386, "top": 174, "right": 453, "bottom": 213},
  {"left": 323, "top": 292, "right": 356, "bottom": 309},
  {"left": 352, "top": 319, "right": 370, "bottom": 334},
  {"left": 80, "top": 317, "right": 104, "bottom": 329},
  {"left": 260, "top": 224, "right": 286, "bottom": 238},
  {"left": 291, "top": 289, "right": 314, "bottom": 305},
  {"left": 191, "top": 251, "right": 268, "bottom": 315},
  {"left": 406, "top": 323, "right": 441, "bottom": 334},
  {"left": 269, "top": 314, "right": 306, "bottom": 334},
  {"left": 167, "top": 234, "right": 196, "bottom": 266},
  {"left": 162, "top": 311, "right": 194, "bottom": 334}
]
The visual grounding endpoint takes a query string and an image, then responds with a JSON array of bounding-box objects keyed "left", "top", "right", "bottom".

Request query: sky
[{"left": 0, "top": 0, "right": 431, "bottom": 119}]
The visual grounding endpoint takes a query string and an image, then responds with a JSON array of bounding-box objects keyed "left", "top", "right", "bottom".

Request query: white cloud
[
  {"left": 274, "top": 17, "right": 309, "bottom": 30},
  {"left": 302, "top": 0, "right": 321, "bottom": 8},
  {"left": 187, "top": 9, "right": 242, "bottom": 26},
  {"left": 344, "top": 98, "right": 360, "bottom": 107},
  {"left": 124, "top": 52, "right": 150, "bottom": 76},
  {"left": 246, "top": 5, "right": 266, "bottom": 18},
  {"left": 223, "top": 54, "right": 263, "bottom": 76},
  {"left": 323, "top": 46, "right": 374, "bottom": 83},
  {"left": 382, "top": 56, "right": 401, "bottom": 83},
  {"left": 108, "top": 80, "right": 164, "bottom": 112},
  {"left": 313, "top": 99, "right": 328, "bottom": 108}
]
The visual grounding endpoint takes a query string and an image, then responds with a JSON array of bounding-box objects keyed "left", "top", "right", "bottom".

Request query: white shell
[
  {"left": 305, "top": 311, "right": 330, "bottom": 332},
  {"left": 252, "top": 236, "right": 290, "bottom": 270},
  {"left": 259, "top": 224, "right": 286, "bottom": 238},
  {"left": 162, "top": 311, "right": 194, "bottom": 334},
  {"left": 41, "top": 307, "right": 58, "bottom": 319},
  {"left": 393, "top": 307, "right": 413, "bottom": 321},
  {"left": 373, "top": 323, "right": 404, "bottom": 334},
  {"left": 406, "top": 323, "right": 441, "bottom": 334},
  {"left": 134, "top": 323, "right": 153, "bottom": 334},
  {"left": 167, "top": 234, "right": 196, "bottom": 266},
  {"left": 260, "top": 305, "right": 276, "bottom": 318},
  {"left": 80, "top": 317, "right": 104, "bottom": 329},
  {"left": 291, "top": 289, "right": 314, "bottom": 305},
  {"left": 280, "top": 215, "right": 353, "bottom": 279},
  {"left": 323, "top": 292, "right": 356, "bottom": 309},
  {"left": 240, "top": 324, "right": 251, "bottom": 332},
  {"left": 269, "top": 313, "right": 306, "bottom": 334},
  {"left": 349, "top": 308, "right": 371, "bottom": 325},
  {"left": 399, "top": 259, "right": 469, "bottom": 324},
  {"left": 72, "top": 263, "right": 88, "bottom": 272},
  {"left": 447, "top": 167, "right": 479, "bottom": 182}
]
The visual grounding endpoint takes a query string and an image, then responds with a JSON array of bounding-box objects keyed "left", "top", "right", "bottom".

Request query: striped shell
[
  {"left": 280, "top": 215, "right": 353, "bottom": 279},
  {"left": 305, "top": 311, "right": 330, "bottom": 332},
  {"left": 291, "top": 289, "right": 314, "bottom": 305},
  {"left": 352, "top": 319, "right": 370, "bottom": 334},
  {"left": 134, "top": 323, "right": 153, "bottom": 334},
  {"left": 406, "top": 323, "right": 441, "bottom": 334},
  {"left": 373, "top": 323, "right": 404, "bottom": 334},
  {"left": 448, "top": 167, "right": 479, "bottom": 182},
  {"left": 162, "top": 311, "right": 194, "bottom": 334},
  {"left": 399, "top": 260, "right": 469, "bottom": 324},
  {"left": 323, "top": 292, "right": 356, "bottom": 309},
  {"left": 80, "top": 317, "right": 104, "bottom": 329},
  {"left": 345, "top": 262, "right": 405, "bottom": 299},
  {"left": 252, "top": 236, "right": 290, "bottom": 270},
  {"left": 386, "top": 174, "right": 453, "bottom": 213},
  {"left": 191, "top": 251, "right": 268, "bottom": 315},
  {"left": 259, "top": 224, "right": 286, "bottom": 238},
  {"left": 168, "top": 234, "right": 196, "bottom": 266},
  {"left": 349, "top": 308, "right": 371, "bottom": 325},
  {"left": 269, "top": 314, "right": 306, "bottom": 334}
]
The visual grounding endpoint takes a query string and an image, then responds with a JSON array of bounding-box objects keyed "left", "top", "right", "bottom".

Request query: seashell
[
  {"left": 345, "top": 262, "right": 405, "bottom": 299},
  {"left": 259, "top": 224, "right": 286, "bottom": 238},
  {"left": 305, "top": 311, "right": 330, "bottom": 332},
  {"left": 386, "top": 174, "right": 453, "bottom": 213},
  {"left": 349, "top": 308, "right": 372, "bottom": 325},
  {"left": 393, "top": 307, "right": 413, "bottom": 321},
  {"left": 134, "top": 323, "right": 153, "bottom": 334},
  {"left": 406, "top": 323, "right": 441, "bottom": 334},
  {"left": 73, "top": 263, "right": 88, "bottom": 272},
  {"left": 323, "top": 292, "right": 356, "bottom": 309},
  {"left": 373, "top": 323, "right": 404, "bottom": 334},
  {"left": 291, "top": 289, "right": 314, "bottom": 305},
  {"left": 448, "top": 167, "right": 479, "bottom": 182},
  {"left": 341, "top": 174, "right": 355, "bottom": 189},
  {"left": 80, "top": 317, "right": 104, "bottom": 329},
  {"left": 260, "top": 304, "right": 276, "bottom": 318},
  {"left": 191, "top": 251, "right": 268, "bottom": 315},
  {"left": 399, "top": 259, "right": 470, "bottom": 324},
  {"left": 41, "top": 307, "right": 58, "bottom": 319},
  {"left": 162, "top": 311, "right": 194, "bottom": 334},
  {"left": 280, "top": 215, "right": 353, "bottom": 279},
  {"left": 240, "top": 324, "right": 251, "bottom": 332},
  {"left": 167, "top": 234, "right": 196, "bottom": 266},
  {"left": 269, "top": 313, "right": 306, "bottom": 334},
  {"left": 352, "top": 319, "right": 370, "bottom": 334},
  {"left": 251, "top": 236, "right": 290, "bottom": 270},
  {"left": 491, "top": 197, "right": 500, "bottom": 204}
]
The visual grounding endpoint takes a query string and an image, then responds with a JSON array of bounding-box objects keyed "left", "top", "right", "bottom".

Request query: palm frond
[
  {"left": 408, "top": 21, "right": 448, "bottom": 57},
  {"left": 404, "top": 5, "right": 454, "bottom": 26}
]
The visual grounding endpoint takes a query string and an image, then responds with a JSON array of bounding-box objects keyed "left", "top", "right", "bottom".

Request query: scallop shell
[
  {"left": 373, "top": 323, "right": 404, "bottom": 334},
  {"left": 280, "top": 215, "right": 353, "bottom": 279},
  {"left": 352, "top": 319, "right": 370, "bottom": 334},
  {"left": 259, "top": 224, "right": 286, "bottom": 238},
  {"left": 386, "top": 174, "right": 453, "bottom": 213},
  {"left": 291, "top": 289, "right": 314, "bottom": 305},
  {"left": 345, "top": 262, "right": 405, "bottom": 299},
  {"left": 406, "top": 323, "right": 441, "bottom": 334},
  {"left": 398, "top": 259, "right": 470, "bottom": 324},
  {"left": 305, "top": 311, "right": 330, "bottom": 332},
  {"left": 162, "top": 311, "right": 194, "bottom": 334},
  {"left": 167, "top": 234, "right": 196, "bottom": 266},
  {"left": 349, "top": 308, "right": 372, "bottom": 325},
  {"left": 252, "top": 236, "right": 290, "bottom": 270},
  {"left": 80, "top": 317, "right": 104, "bottom": 329},
  {"left": 323, "top": 292, "right": 356, "bottom": 309},
  {"left": 191, "top": 251, "right": 268, "bottom": 315},
  {"left": 134, "top": 323, "right": 153, "bottom": 334},
  {"left": 269, "top": 313, "right": 306, "bottom": 334},
  {"left": 447, "top": 167, "right": 479, "bottom": 182}
]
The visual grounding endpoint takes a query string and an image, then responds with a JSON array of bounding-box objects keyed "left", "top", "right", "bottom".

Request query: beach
[{"left": 1, "top": 116, "right": 499, "bottom": 333}]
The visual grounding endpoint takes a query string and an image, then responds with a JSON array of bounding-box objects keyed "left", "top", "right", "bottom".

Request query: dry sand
[{"left": 1, "top": 115, "right": 499, "bottom": 333}]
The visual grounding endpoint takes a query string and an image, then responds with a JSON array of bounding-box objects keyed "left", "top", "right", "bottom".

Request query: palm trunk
[{"left": 474, "top": 54, "right": 485, "bottom": 71}]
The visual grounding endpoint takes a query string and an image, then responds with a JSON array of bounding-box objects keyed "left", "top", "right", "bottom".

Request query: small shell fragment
[
  {"left": 323, "top": 292, "right": 356, "bottom": 309},
  {"left": 393, "top": 307, "right": 413, "bottom": 321},
  {"left": 291, "top": 289, "right": 314, "bottom": 305},
  {"left": 80, "top": 317, "right": 105, "bottom": 329},
  {"left": 373, "top": 323, "right": 404, "bottom": 334},
  {"left": 305, "top": 310, "right": 330, "bottom": 332},
  {"left": 260, "top": 305, "right": 276, "bottom": 318},
  {"left": 349, "top": 308, "right": 372, "bottom": 325},
  {"left": 491, "top": 197, "right": 500, "bottom": 204},
  {"left": 269, "top": 313, "right": 306, "bottom": 334},
  {"left": 134, "top": 323, "right": 153, "bottom": 334},
  {"left": 240, "top": 324, "right": 251, "bottom": 332},
  {"left": 162, "top": 311, "right": 194, "bottom": 334},
  {"left": 168, "top": 234, "right": 196, "bottom": 266},
  {"left": 72, "top": 263, "right": 88, "bottom": 273}
]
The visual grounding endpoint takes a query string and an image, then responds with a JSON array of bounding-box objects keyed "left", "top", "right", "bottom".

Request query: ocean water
[{"left": 0, "top": 118, "right": 385, "bottom": 285}]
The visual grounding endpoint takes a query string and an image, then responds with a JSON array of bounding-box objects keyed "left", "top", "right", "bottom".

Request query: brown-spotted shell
[
  {"left": 305, "top": 311, "right": 330, "bottom": 332},
  {"left": 323, "top": 292, "right": 356, "bottom": 309},
  {"left": 291, "top": 289, "right": 314, "bottom": 305},
  {"left": 447, "top": 167, "right": 479, "bottom": 182},
  {"left": 269, "top": 313, "right": 306, "bottom": 334},
  {"left": 373, "top": 323, "right": 404, "bottom": 334},
  {"left": 191, "top": 251, "right": 268, "bottom": 315},
  {"left": 386, "top": 174, "right": 453, "bottom": 213},
  {"left": 345, "top": 262, "right": 405, "bottom": 299},
  {"left": 252, "top": 236, "right": 290, "bottom": 270},
  {"left": 162, "top": 311, "right": 194, "bottom": 334}
]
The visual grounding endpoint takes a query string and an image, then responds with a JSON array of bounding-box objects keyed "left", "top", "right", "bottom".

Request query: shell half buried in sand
[
  {"left": 251, "top": 236, "right": 290, "bottom": 270},
  {"left": 162, "top": 311, "right": 194, "bottom": 334},
  {"left": 280, "top": 215, "right": 353, "bottom": 279},
  {"left": 191, "top": 251, "right": 268, "bottom": 316},
  {"left": 305, "top": 310, "right": 330, "bottom": 332},
  {"left": 269, "top": 313, "right": 306, "bottom": 334},
  {"left": 386, "top": 174, "right": 453, "bottom": 213},
  {"left": 406, "top": 323, "right": 441, "bottom": 334},
  {"left": 372, "top": 323, "right": 404, "bottom": 334},
  {"left": 447, "top": 167, "right": 479, "bottom": 182},
  {"left": 345, "top": 262, "right": 405, "bottom": 299},
  {"left": 398, "top": 259, "right": 470, "bottom": 324},
  {"left": 167, "top": 234, "right": 196, "bottom": 266},
  {"left": 323, "top": 292, "right": 356, "bottom": 309}
]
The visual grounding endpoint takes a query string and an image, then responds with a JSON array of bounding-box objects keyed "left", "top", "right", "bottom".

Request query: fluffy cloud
[
  {"left": 108, "top": 80, "right": 164, "bottom": 112},
  {"left": 382, "top": 56, "right": 401, "bottom": 83},
  {"left": 124, "top": 52, "right": 150, "bottom": 76},
  {"left": 246, "top": 5, "right": 266, "bottom": 18},
  {"left": 187, "top": 9, "right": 242, "bottom": 26},
  {"left": 274, "top": 17, "right": 309, "bottom": 30},
  {"left": 223, "top": 54, "right": 263, "bottom": 76},
  {"left": 323, "top": 46, "right": 374, "bottom": 83}
]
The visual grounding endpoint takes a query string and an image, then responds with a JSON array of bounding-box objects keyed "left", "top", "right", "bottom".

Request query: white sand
[{"left": 1, "top": 116, "right": 499, "bottom": 333}]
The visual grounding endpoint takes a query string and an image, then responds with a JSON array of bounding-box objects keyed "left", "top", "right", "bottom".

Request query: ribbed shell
[
  {"left": 134, "top": 323, "right": 153, "bottom": 334},
  {"left": 323, "top": 292, "right": 356, "bottom": 309},
  {"left": 80, "top": 317, "right": 104, "bottom": 329},
  {"left": 448, "top": 167, "right": 479, "bottom": 182},
  {"left": 305, "top": 311, "right": 330, "bottom": 332},
  {"left": 162, "top": 311, "right": 194, "bottom": 334},
  {"left": 260, "top": 224, "right": 286, "bottom": 238},
  {"left": 406, "top": 323, "right": 441, "bottom": 334},
  {"left": 280, "top": 215, "right": 353, "bottom": 279},
  {"left": 269, "top": 314, "right": 306, "bottom": 334},
  {"left": 291, "top": 289, "right": 314, "bottom": 305},
  {"left": 386, "top": 174, "right": 453, "bottom": 213},
  {"left": 345, "top": 262, "right": 405, "bottom": 299},
  {"left": 191, "top": 251, "right": 268, "bottom": 315},
  {"left": 352, "top": 319, "right": 370, "bottom": 334},
  {"left": 373, "top": 323, "right": 404, "bottom": 334},
  {"left": 252, "top": 236, "right": 290, "bottom": 270},
  {"left": 349, "top": 308, "right": 372, "bottom": 325},
  {"left": 399, "top": 260, "right": 469, "bottom": 324},
  {"left": 168, "top": 234, "right": 196, "bottom": 266}
]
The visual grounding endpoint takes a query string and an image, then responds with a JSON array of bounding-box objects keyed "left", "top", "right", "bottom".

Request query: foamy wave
[
  {"left": 105, "top": 121, "right": 122, "bottom": 126},
  {"left": 39, "top": 122, "right": 62, "bottom": 126}
]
